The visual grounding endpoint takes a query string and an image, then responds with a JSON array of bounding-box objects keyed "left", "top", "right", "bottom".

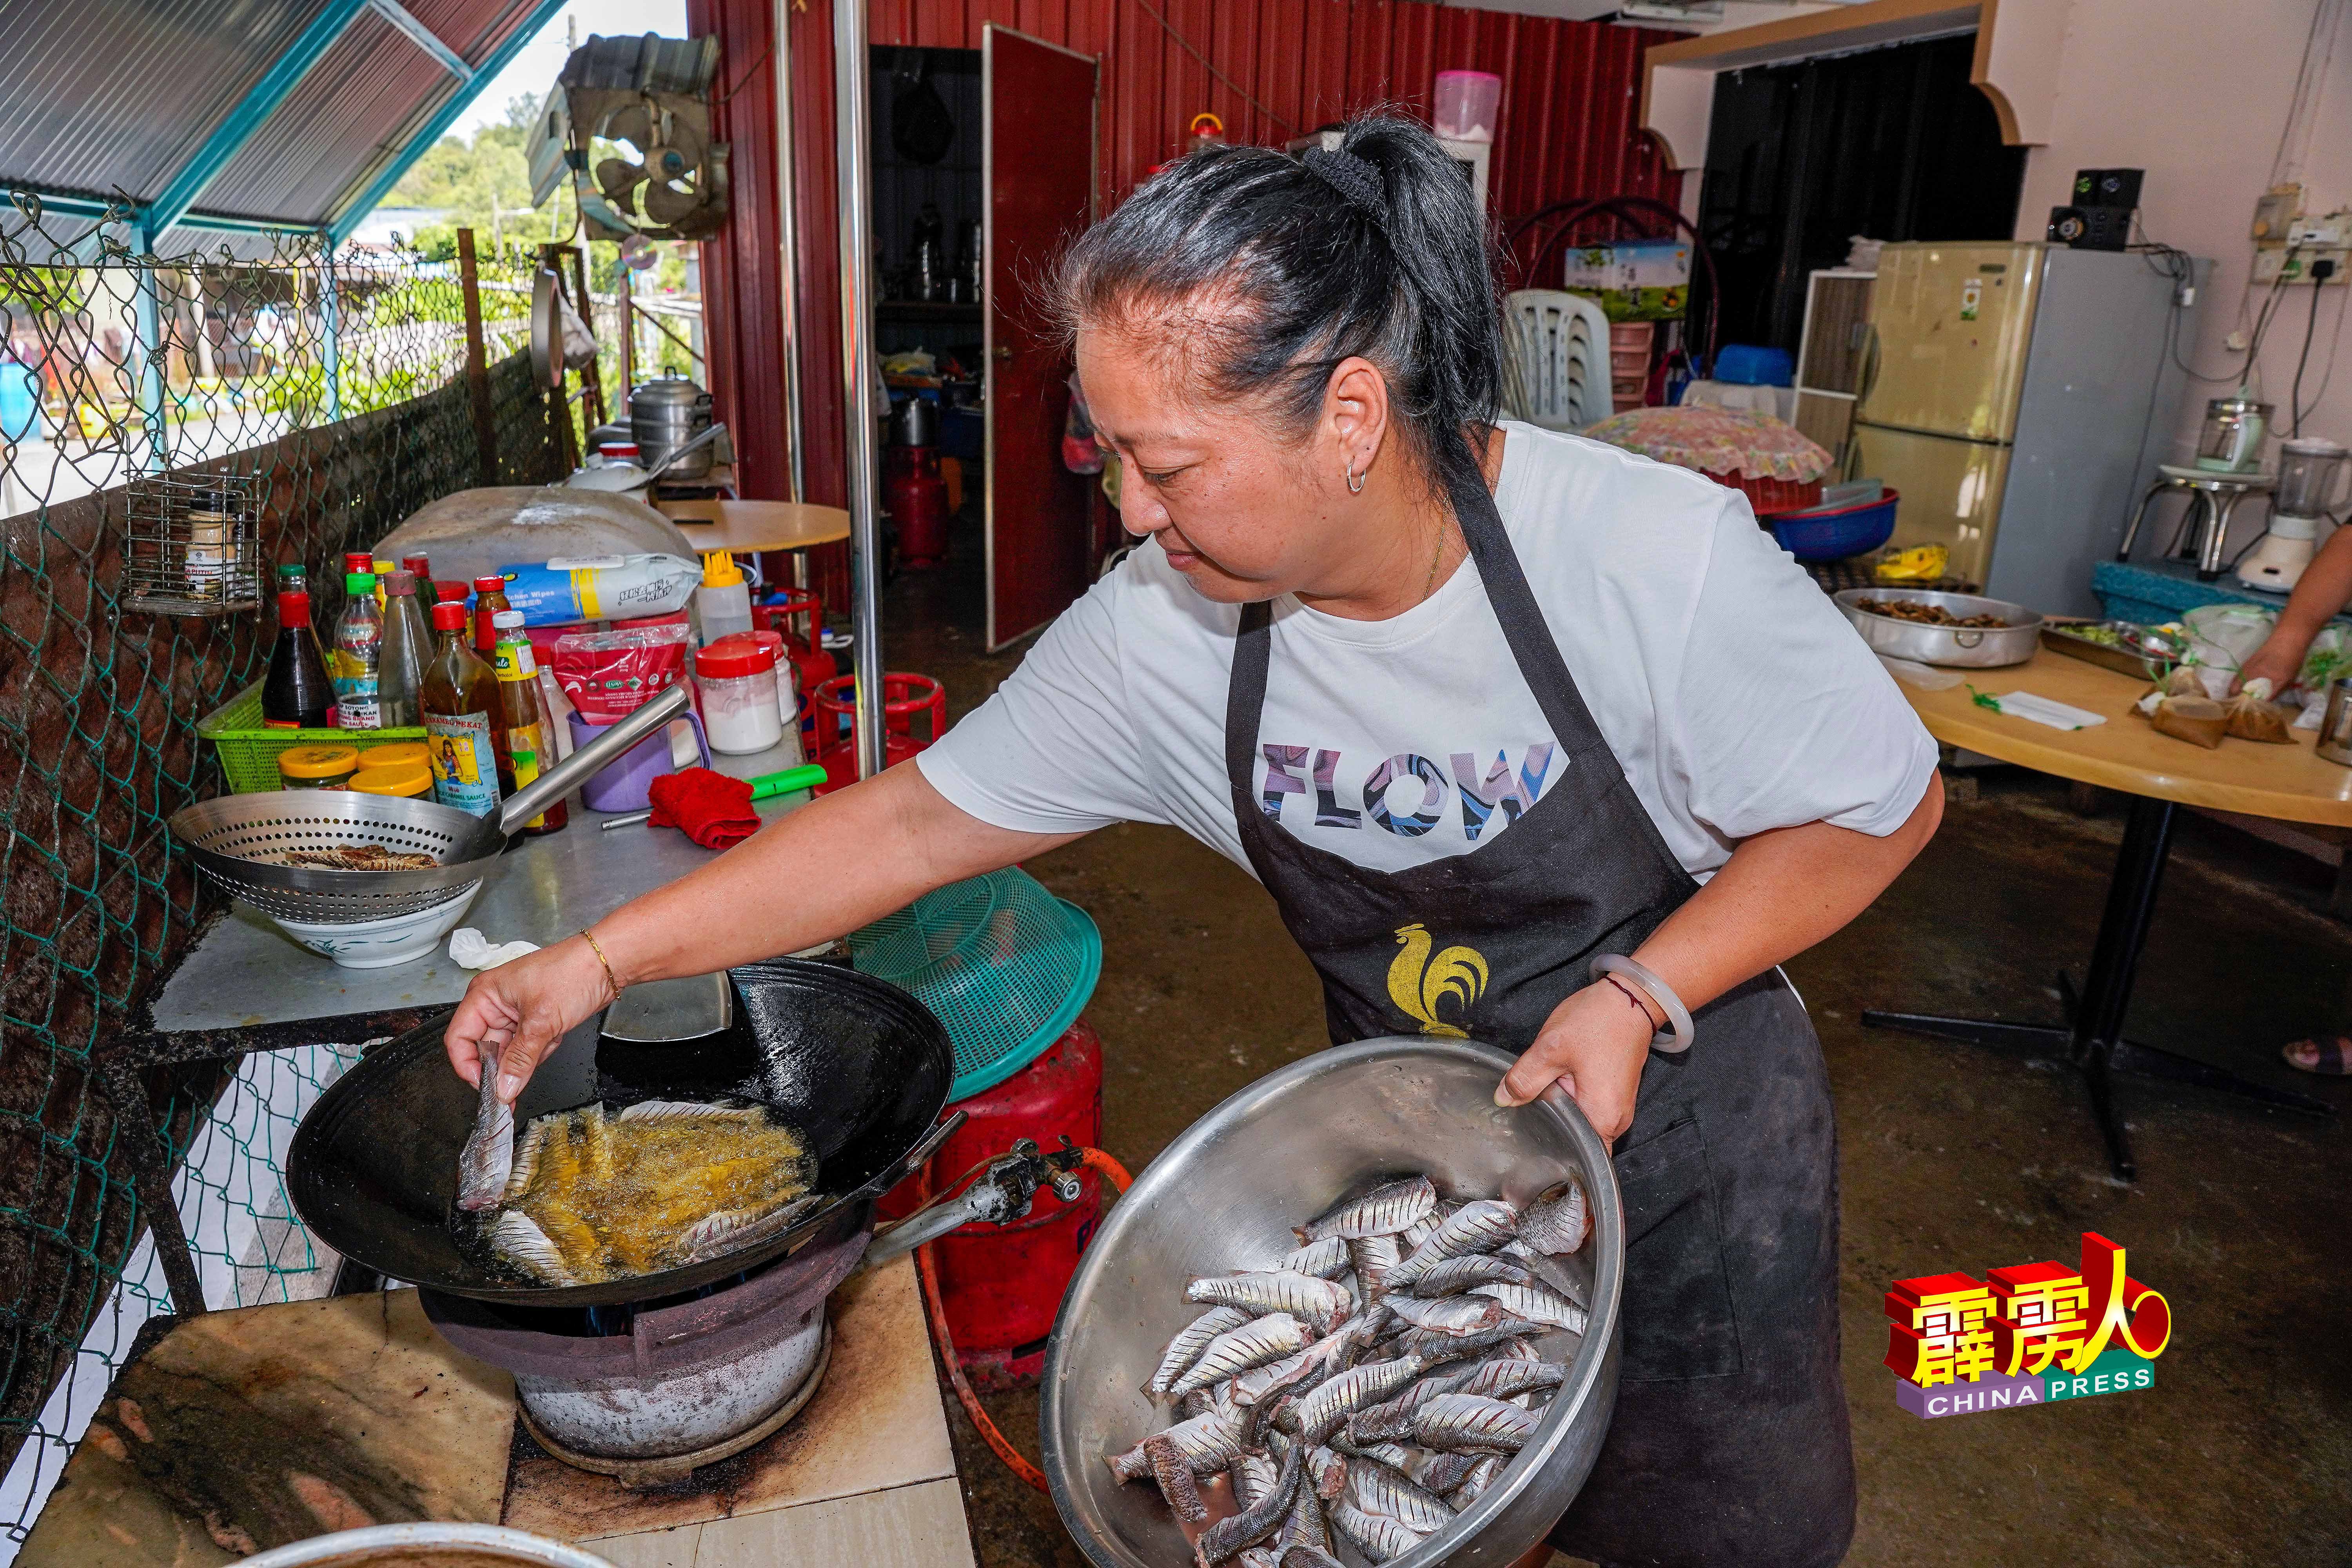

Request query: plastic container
[
  {"left": 696, "top": 550, "right": 755, "bottom": 643},
  {"left": 1433, "top": 70, "right": 1501, "bottom": 142},
  {"left": 358, "top": 740, "right": 430, "bottom": 772},
  {"left": 278, "top": 744, "right": 360, "bottom": 790},
  {"left": 1764, "top": 487, "right": 1901, "bottom": 561},
  {"left": 695, "top": 634, "right": 786, "bottom": 754},
  {"left": 349, "top": 761, "right": 435, "bottom": 798},
  {"left": 568, "top": 708, "right": 711, "bottom": 812},
  {"left": 1713, "top": 343, "right": 1795, "bottom": 387}
]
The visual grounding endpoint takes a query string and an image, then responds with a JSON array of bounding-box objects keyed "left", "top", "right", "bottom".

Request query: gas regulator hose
[{"left": 917, "top": 1147, "right": 1130, "bottom": 1494}]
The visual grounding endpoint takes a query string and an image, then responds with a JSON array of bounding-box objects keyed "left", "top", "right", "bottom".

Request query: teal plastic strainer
[{"left": 848, "top": 868, "right": 1102, "bottom": 1102}]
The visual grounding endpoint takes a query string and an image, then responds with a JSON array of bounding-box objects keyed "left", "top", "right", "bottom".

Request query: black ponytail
[{"left": 1053, "top": 113, "right": 1503, "bottom": 494}]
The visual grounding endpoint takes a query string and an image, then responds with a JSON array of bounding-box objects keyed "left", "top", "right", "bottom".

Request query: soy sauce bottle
[{"left": 262, "top": 590, "right": 332, "bottom": 729}]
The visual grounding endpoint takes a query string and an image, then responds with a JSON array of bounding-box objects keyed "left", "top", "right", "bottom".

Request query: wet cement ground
[{"left": 867, "top": 520, "right": 2351, "bottom": 1566}]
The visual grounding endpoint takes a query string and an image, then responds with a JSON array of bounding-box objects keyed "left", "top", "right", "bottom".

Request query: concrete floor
[{"left": 866, "top": 518, "right": 2352, "bottom": 1566}]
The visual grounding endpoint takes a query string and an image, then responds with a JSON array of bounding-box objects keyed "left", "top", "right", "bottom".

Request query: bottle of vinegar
[{"left": 421, "top": 601, "right": 502, "bottom": 817}]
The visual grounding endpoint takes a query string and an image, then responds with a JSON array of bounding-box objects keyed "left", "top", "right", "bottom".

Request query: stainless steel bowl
[
  {"left": 1040, "top": 1037, "right": 1624, "bottom": 1568},
  {"left": 1836, "top": 587, "right": 2043, "bottom": 667}
]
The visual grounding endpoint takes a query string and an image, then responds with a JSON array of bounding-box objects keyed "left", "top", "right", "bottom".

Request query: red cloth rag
[{"left": 647, "top": 767, "right": 760, "bottom": 850}]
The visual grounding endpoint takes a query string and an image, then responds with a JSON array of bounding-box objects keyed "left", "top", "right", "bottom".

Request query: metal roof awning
[{"left": 0, "top": 0, "right": 569, "bottom": 253}]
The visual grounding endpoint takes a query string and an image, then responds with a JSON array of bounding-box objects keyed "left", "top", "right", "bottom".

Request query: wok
[{"left": 286, "top": 957, "right": 953, "bottom": 1307}]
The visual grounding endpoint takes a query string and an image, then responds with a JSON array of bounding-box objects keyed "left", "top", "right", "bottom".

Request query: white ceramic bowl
[
  {"left": 270, "top": 883, "right": 481, "bottom": 968},
  {"left": 239, "top": 1521, "right": 619, "bottom": 1567}
]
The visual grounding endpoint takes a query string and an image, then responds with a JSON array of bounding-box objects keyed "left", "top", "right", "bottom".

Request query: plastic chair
[{"left": 1501, "top": 289, "right": 1613, "bottom": 432}]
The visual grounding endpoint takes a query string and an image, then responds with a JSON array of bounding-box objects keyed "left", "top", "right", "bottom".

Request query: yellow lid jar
[
  {"left": 279, "top": 744, "right": 361, "bottom": 790},
  {"left": 350, "top": 761, "right": 434, "bottom": 799},
  {"left": 358, "top": 740, "right": 431, "bottom": 772}
]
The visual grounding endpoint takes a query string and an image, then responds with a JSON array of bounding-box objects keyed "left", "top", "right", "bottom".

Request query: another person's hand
[
  {"left": 1495, "top": 978, "right": 1660, "bottom": 1147},
  {"left": 2236, "top": 633, "right": 2307, "bottom": 695},
  {"left": 443, "top": 935, "right": 619, "bottom": 1103}
]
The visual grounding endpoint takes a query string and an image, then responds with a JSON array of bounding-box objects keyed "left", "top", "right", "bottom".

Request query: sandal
[{"left": 2282, "top": 1037, "right": 2352, "bottom": 1075}]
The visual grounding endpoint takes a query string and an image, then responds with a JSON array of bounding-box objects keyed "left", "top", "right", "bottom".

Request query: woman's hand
[
  {"left": 2237, "top": 632, "right": 2308, "bottom": 695},
  {"left": 443, "top": 935, "right": 618, "bottom": 1103},
  {"left": 1495, "top": 980, "right": 1660, "bottom": 1146}
]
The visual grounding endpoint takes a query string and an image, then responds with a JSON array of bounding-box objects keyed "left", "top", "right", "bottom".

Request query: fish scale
[
  {"left": 1295, "top": 1176, "right": 1436, "bottom": 1243},
  {"left": 1386, "top": 1199, "right": 1519, "bottom": 1291},
  {"left": 1328, "top": 1494, "right": 1428, "bottom": 1561},
  {"left": 1185, "top": 1270, "right": 1354, "bottom": 1334},
  {"left": 1273, "top": 1235, "right": 1352, "bottom": 1279},
  {"left": 1472, "top": 1280, "right": 1590, "bottom": 1334},
  {"left": 1283, "top": 1353, "right": 1425, "bottom": 1443},
  {"left": 1195, "top": 1443, "right": 1303, "bottom": 1566},
  {"left": 1148, "top": 1306, "right": 1254, "bottom": 1398},
  {"left": 1345, "top": 1457, "right": 1455, "bottom": 1534},
  {"left": 1171, "top": 1312, "right": 1311, "bottom": 1396},
  {"left": 1411, "top": 1392, "right": 1539, "bottom": 1455},
  {"left": 1412, "top": 1254, "right": 1533, "bottom": 1296},
  {"left": 1517, "top": 1176, "right": 1589, "bottom": 1255}
]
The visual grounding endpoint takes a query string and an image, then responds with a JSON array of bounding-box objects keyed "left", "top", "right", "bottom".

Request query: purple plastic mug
[{"left": 568, "top": 707, "right": 710, "bottom": 813}]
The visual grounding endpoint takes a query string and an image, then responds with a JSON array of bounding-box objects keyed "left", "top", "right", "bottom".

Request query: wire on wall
[{"left": 1130, "top": 0, "right": 1298, "bottom": 138}]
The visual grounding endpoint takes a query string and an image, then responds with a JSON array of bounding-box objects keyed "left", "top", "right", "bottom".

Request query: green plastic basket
[
  {"left": 849, "top": 868, "right": 1102, "bottom": 1102},
  {"left": 197, "top": 682, "right": 430, "bottom": 794}
]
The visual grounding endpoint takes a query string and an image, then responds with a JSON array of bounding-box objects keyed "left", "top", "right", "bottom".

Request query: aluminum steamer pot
[
  {"left": 1836, "top": 587, "right": 2043, "bottom": 668},
  {"left": 1041, "top": 1037, "right": 1623, "bottom": 1568},
  {"left": 631, "top": 376, "right": 715, "bottom": 478}
]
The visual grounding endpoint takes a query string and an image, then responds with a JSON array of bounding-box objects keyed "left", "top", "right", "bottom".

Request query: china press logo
[{"left": 1886, "top": 1231, "right": 2170, "bottom": 1420}]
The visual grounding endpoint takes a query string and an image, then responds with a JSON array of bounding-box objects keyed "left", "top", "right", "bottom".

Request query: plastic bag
[
  {"left": 496, "top": 553, "right": 701, "bottom": 624},
  {"left": 2180, "top": 603, "right": 2277, "bottom": 698},
  {"left": 550, "top": 624, "right": 693, "bottom": 721},
  {"left": 2299, "top": 624, "right": 2352, "bottom": 695}
]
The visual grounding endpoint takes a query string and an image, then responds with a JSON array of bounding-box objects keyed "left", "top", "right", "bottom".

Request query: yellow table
[
  {"left": 1872, "top": 648, "right": 2338, "bottom": 1179},
  {"left": 653, "top": 498, "right": 851, "bottom": 557}
]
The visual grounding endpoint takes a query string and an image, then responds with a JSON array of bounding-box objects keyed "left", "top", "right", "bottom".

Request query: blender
[{"left": 2238, "top": 436, "right": 2349, "bottom": 592}]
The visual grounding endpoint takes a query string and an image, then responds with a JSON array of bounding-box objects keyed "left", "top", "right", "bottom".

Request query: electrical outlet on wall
[
  {"left": 2254, "top": 245, "right": 2348, "bottom": 285},
  {"left": 2254, "top": 184, "right": 2304, "bottom": 241},
  {"left": 2289, "top": 211, "right": 2352, "bottom": 248}
]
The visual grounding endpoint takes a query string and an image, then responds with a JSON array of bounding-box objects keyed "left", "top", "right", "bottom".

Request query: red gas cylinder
[
  {"left": 889, "top": 1019, "right": 1105, "bottom": 1391},
  {"left": 884, "top": 446, "right": 951, "bottom": 568},
  {"left": 810, "top": 671, "right": 945, "bottom": 794},
  {"left": 753, "top": 589, "right": 835, "bottom": 724}
]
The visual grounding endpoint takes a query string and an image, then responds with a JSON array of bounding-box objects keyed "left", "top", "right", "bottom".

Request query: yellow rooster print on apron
[{"left": 1387, "top": 924, "right": 1489, "bottom": 1037}]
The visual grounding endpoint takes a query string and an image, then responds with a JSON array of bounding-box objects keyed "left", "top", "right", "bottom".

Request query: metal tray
[
  {"left": 2040, "top": 618, "right": 2186, "bottom": 681},
  {"left": 1835, "top": 588, "right": 2043, "bottom": 668}
]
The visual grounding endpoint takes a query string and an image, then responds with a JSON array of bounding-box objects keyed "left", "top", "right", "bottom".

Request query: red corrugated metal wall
[{"left": 711, "top": 0, "right": 1680, "bottom": 605}]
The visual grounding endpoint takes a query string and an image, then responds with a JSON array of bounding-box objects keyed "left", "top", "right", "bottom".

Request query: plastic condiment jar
[
  {"left": 349, "top": 761, "right": 434, "bottom": 798},
  {"left": 359, "top": 741, "right": 430, "bottom": 771},
  {"left": 695, "top": 634, "right": 786, "bottom": 755},
  {"left": 279, "top": 744, "right": 361, "bottom": 790}
]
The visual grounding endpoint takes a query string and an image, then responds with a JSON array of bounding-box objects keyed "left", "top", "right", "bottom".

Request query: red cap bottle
[{"left": 432, "top": 600, "right": 468, "bottom": 631}]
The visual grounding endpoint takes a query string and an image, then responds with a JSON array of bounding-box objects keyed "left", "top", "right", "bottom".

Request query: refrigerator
[{"left": 1852, "top": 241, "right": 2205, "bottom": 615}]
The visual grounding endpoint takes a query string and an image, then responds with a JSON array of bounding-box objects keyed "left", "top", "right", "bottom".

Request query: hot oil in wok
[{"left": 468, "top": 1104, "right": 816, "bottom": 1286}]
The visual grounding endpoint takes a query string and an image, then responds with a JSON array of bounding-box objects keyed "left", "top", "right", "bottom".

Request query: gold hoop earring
[{"left": 1345, "top": 456, "right": 1367, "bottom": 494}]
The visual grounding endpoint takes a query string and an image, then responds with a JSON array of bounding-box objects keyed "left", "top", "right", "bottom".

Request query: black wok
[{"left": 287, "top": 958, "right": 953, "bottom": 1307}]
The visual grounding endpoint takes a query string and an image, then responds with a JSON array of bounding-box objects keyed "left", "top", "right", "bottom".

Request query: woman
[{"left": 446, "top": 116, "right": 1940, "bottom": 1565}]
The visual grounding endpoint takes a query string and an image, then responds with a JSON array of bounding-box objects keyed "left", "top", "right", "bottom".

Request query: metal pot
[
  {"left": 1835, "top": 588, "right": 2043, "bottom": 667},
  {"left": 889, "top": 396, "right": 938, "bottom": 448},
  {"left": 630, "top": 376, "right": 715, "bottom": 478},
  {"left": 1041, "top": 1036, "right": 1624, "bottom": 1568}
]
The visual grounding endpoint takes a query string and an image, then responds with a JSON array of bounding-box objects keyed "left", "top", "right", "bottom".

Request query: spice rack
[{"left": 122, "top": 472, "right": 263, "bottom": 616}]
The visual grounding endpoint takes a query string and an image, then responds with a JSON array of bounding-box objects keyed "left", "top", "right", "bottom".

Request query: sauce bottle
[
  {"left": 472, "top": 573, "right": 510, "bottom": 656},
  {"left": 490, "top": 609, "right": 567, "bottom": 834},
  {"left": 401, "top": 554, "right": 435, "bottom": 605},
  {"left": 330, "top": 571, "right": 383, "bottom": 729},
  {"left": 262, "top": 589, "right": 332, "bottom": 729},
  {"left": 421, "top": 601, "right": 502, "bottom": 817},
  {"left": 378, "top": 570, "right": 432, "bottom": 727}
]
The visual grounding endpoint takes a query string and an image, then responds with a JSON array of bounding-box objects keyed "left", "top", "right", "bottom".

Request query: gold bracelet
[{"left": 580, "top": 929, "right": 621, "bottom": 997}]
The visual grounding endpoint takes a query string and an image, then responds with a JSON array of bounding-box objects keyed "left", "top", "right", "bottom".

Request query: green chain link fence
[{"left": 0, "top": 197, "right": 573, "bottom": 1547}]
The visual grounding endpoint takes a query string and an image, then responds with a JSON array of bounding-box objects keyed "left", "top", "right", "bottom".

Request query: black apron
[{"left": 1221, "top": 458, "right": 1857, "bottom": 1568}]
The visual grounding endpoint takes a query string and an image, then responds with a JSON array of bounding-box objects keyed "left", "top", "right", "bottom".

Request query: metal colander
[{"left": 170, "top": 684, "right": 689, "bottom": 924}]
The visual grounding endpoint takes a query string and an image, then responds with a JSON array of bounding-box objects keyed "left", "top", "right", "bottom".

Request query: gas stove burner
[{"left": 422, "top": 1224, "right": 867, "bottom": 1483}]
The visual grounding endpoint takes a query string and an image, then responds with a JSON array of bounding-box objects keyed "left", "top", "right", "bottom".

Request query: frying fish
[
  {"left": 1471, "top": 1280, "right": 1590, "bottom": 1335},
  {"left": 1172, "top": 1313, "right": 1312, "bottom": 1396},
  {"left": 1274, "top": 1236, "right": 1353, "bottom": 1279},
  {"left": 1386, "top": 1199, "right": 1519, "bottom": 1291},
  {"left": 1148, "top": 1306, "right": 1254, "bottom": 1399},
  {"left": 482, "top": 1102, "right": 813, "bottom": 1285},
  {"left": 1383, "top": 1292, "right": 1513, "bottom": 1338},
  {"left": 1411, "top": 1392, "right": 1539, "bottom": 1454},
  {"left": 1296, "top": 1176, "right": 1436, "bottom": 1243},
  {"left": 1517, "top": 1176, "right": 1589, "bottom": 1255},
  {"left": 1186, "top": 1271, "right": 1354, "bottom": 1334},
  {"left": 454, "top": 1040, "right": 512, "bottom": 1212},
  {"left": 1411, "top": 1254, "right": 1533, "bottom": 1296}
]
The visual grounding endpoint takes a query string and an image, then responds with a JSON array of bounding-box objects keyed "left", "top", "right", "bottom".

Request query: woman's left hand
[{"left": 1495, "top": 980, "right": 1657, "bottom": 1145}]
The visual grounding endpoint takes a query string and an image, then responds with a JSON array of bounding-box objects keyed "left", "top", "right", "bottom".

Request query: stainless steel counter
[{"left": 148, "top": 740, "right": 812, "bottom": 1033}]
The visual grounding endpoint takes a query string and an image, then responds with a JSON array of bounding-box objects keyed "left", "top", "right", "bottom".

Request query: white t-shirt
[{"left": 917, "top": 422, "right": 1938, "bottom": 880}]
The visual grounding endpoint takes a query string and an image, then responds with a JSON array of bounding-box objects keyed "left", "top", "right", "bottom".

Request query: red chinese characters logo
[{"left": 1886, "top": 1231, "right": 2170, "bottom": 1387}]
